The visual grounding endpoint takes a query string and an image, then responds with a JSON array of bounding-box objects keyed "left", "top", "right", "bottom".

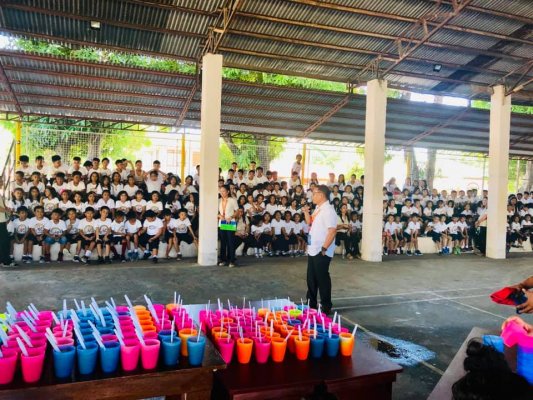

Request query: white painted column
[
  {"left": 361, "top": 79, "right": 387, "bottom": 262},
  {"left": 486, "top": 85, "right": 511, "bottom": 259},
  {"left": 198, "top": 53, "right": 223, "bottom": 265}
]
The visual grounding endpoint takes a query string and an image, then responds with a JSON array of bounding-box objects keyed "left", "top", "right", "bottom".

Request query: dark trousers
[
  {"left": 306, "top": 253, "right": 332, "bottom": 310},
  {"left": 0, "top": 222, "right": 11, "bottom": 265},
  {"left": 477, "top": 226, "right": 487, "bottom": 254},
  {"left": 219, "top": 229, "right": 236, "bottom": 263}
]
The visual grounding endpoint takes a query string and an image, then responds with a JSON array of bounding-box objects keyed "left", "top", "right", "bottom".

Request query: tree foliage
[{"left": 220, "top": 134, "right": 286, "bottom": 171}]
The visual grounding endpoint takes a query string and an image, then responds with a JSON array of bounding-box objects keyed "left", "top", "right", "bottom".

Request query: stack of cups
[{"left": 517, "top": 340, "right": 533, "bottom": 384}]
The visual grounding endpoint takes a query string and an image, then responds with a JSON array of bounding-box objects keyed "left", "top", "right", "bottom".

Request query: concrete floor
[{"left": 1, "top": 253, "right": 532, "bottom": 399}]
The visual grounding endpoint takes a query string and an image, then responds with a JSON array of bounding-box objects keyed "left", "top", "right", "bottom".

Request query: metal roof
[
  {"left": 0, "top": 0, "right": 531, "bottom": 100},
  {"left": 1, "top": 50, "right": 533, "bottom": 158}
]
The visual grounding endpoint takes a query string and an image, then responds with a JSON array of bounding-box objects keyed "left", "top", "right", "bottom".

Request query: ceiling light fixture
[
  {"left": 433, "top": 64, "right": 442, "bottom": 72},
  {"left": 90, "top": 21, "right": 101, "bottom": 30}
]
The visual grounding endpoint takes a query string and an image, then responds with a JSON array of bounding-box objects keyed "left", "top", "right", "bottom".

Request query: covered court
[{"left": 0, "top": 0, "right": 532, "bottom": 399}]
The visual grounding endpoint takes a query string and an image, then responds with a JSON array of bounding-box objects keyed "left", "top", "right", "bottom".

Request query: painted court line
[
  {"left": 340, "top": 314, "right": 445, "bottom": 376},
  {"left": 429, "top": 292, "right": 507, "bottom": 320},
  {"left": 333, "top": 294, "right": 488, "bottom": 310}
]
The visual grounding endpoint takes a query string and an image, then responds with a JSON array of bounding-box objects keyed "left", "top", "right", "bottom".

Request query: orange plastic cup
[
  {"left": 287, "top": 333, "right": 297, "bottom": 354},
  {"left": 220, "top": 317, "right": 234, "bottom": 325},
  {"left": 303, "top": 329, "right": 316, "bottom": 337},
  {"left": 339, "top": 333, "right": 355, "bottom": 356},
  {"left": 166, "top": 303, "right": 180, "bottom": 314},
  {"left": 213, "top": 332, "right": 230, "bottom": 343},
  {"left": 236, "top": 338, "right": 253, "bottom": 364},
  {"left": 294, "top": 336, "right": 310, "bottom": 361},
  {"left": 265, "top": 332, "right": 281, "bottom": 340},
  {"left": 257, "top": 308, "right": 269, "bottom": 317},
  {"left": 133, "top": 305, "right": 147, "bottom": 312},
  {"left": 179, "top": 328, "right": 197, "bottom": 356},
  {"left": 271, "top": 337, "right": 287, "bottom": 363},
  {"left": 141, "top": 325, "right": 156, "bottom": 333},
  {"left": 211, "top": 327, "right": 227, "bottom": 337}
]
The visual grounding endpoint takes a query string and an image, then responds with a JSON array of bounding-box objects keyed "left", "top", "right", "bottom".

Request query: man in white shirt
[
  {"left": 46, "top": 155, "right": 68, "bottom": 182},
  {"left": 16, "top": 155, "right": 32, "bottom": 179},
  {"left": 255, "top": 167, "right": 268, "bottom": 185},
  {"left": 245, "top": 170, "right": 258, "bottom": 188},
  {"left": 291, "top": 154, "right": 303, "bottom": 177},
  {"left": 302, "top": 185, "right": 337, "bottom": 315},
  {"left": 68, "top": 157, "right": 88, "bottom": 178}
]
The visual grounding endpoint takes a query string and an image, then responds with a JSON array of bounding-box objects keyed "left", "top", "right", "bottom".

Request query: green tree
[{"left": 220, "top": 134, "right": 286, "bottom": 171}]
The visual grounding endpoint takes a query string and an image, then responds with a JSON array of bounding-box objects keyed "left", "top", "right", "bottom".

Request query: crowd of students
[{"left": 1, "top": 153, "right": 532, "bottom": 267}]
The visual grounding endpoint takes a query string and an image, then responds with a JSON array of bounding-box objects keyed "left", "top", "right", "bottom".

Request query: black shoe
[
  {"left": 152, "top": 257, "right": 158, "bottom": 264},
  {"left": 105, "top": 256, "right": 111, "bottom": 264},
  {"left": 176, "top": 254, "right": 182, "bottom": 261},
  {"left": 98, "top": 256, "right": 104, "bottom": 264},
  {"left": 143, "top": 252, "right": 150, "bottom": 260},
  {"left": 120, "top": 255, "right": 126, "bottom": 263}
]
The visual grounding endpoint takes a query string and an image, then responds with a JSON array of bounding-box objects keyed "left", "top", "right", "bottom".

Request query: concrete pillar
[
  {"left": 486, "top": 85, "right": 511, "bottom": 259},
  {"left": 198, "top": 53, "right": 223, "bottom": 266},
  {"left": 361, "top": 79, "right": 387, "bottom": 262}
]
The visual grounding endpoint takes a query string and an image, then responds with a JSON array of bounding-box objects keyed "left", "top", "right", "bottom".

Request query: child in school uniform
[
  {"left": 425, "top": 215, "right": 444, "bottom": 255},
  {"left": 439, "top": 215, "right": 451, "bottom": 254},
  {"left": 404, "top": 214, "right": 422, "bottom": 256},
  {"left": 173, "top": 209, "right": 197, "bottom": 261},
  {"left": 131, "top": 190, "right": 147, "bottom": 220},
  {"left": 12, "top": 206, "right": 32, "bottom": 264},
  {"left": 64, "top": 208, "right": 80, "bottom": 262},
  {"left": 139, "top": 210, "right": 164, "bottom": 263},
  {"left": 292, "top": 212, "right": 307, "bottom": 257},
  {"left": 77, "top": 207, "right": 97, "bottom": 264},
  {"left": 520, "top": 214, "right": 533, "bottom": 246},
  {"left": 125, "top": 211, "right": 142, "bottom": 261},
  {"left": 447, "top": 215, "right": 463, "bottom": 255},
  {"left": 271, "top": 211, "right": 288, "bottom": 256},
  {"left": 95, "top": 206, "right": 113, "bottom": 264},
  {"left": 394, "top": 215, "right": 405, "bottom": 254},
  {"left": 28, "top": 205, "right": 49, "bottom": 264},
  {"left": 458, "top": 215, "right": 469, "bottom": 253},
  {"left": 110, "top": 211, "right": 128, "bottom": 262},
  {"left": 282, "top": 211, "right": 298, "bottom": 257},
  {"left": 43, "top": 208, "right": 68, "bottom": 263},
  {"left": 510, "top": 215, "right": 523, "bottom": 248},
  {"left": 383, "top": 214, "right": 397, "bottom": 255},
  {"left": 250, "top": 216, "right": 267, "bottom": 258}
]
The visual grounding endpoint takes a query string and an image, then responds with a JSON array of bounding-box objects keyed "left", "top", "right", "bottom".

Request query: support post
[
  {"left": 197, "top": 53, "right": 223, "bottom": 266},
  {"left": 486, "top": 85, "right": 511, "bottom": 259},
  {"left": 15, "top": 120, "right": 21, "bottom": 167},
  {"left": 361, "top": 79, "right": 387, "bottom": 262},
  {"left": 301, "top": 143, "right": 307, "bottom": 185},
  {"left": 180, "top": 132, "right": 186, "bottom": 180}
]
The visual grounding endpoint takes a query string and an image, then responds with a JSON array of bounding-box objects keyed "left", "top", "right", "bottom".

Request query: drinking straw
[
  {"left": 181, "top": 312, "right": 185, "bottom": 328},
  {"left": 63, "top": 299, "right": 68, "bottom": 318},
  {"left": 242, "top": 297, "right": 245, "bottom": 310},
  {"left": 298, "top": 325, "right": 302, "bottom": 341},
  {"left": 124, "top": 295, "right": 134, "bottom": 309},
  {"left": 338, "top": 316, "right": 342, "bottom": 332},
  {"left": 60, "top": 314, "right": 64, "bottom": 330},
  {"left": 23, "top": 310, "right": 36, "bottom": 324},
  {"left": 62, "top": 320, "right": 69, "bottom": 338},
  {"left": 301, "top": 298, "right": 304, "bottom": 309},
  {"left": 81, "top": 300, "right": 87, "bottom": 317},
  {"left": 161, "top": 308, "right": 165, "bottom": 327},
  {"left": 6, "top": 302, "right": 17, "bottom": 319},
  {"left": 333, "top": 312, "right": 338, "bottom": 327},
  {"left": 239, "top": 327, "right": 243, "bottom": 342},
  {"left": 207, "top": 299, "right": 211, "bottom": 312},
  {"left": 74, "top": 327, "right": 86, "bottom": 350},
  {"left": 45, "top": 328, "right": 61, "bottom": 352},
  {"left": 144, "top": 295, "right": 159, "bottom": 324},
  {"left": 73, "top": 299, "right": 81, "bottom": 312},
  {"left": 15, "top": 325, "right": 33, "bottom": 347},
  {"left": 313, "top": 317, "right": 317, "bottom": 339},
  {"left": 261, "top": 298, "right": 264, "bottom": 309},
  {"left": 227, "top": 299, "right": 231, "bottom": 311},
  {"left": 27, "top": 306, "right": 38, "bottom": 320},
  {"left": 51, "top": 312, "right": 60, "bottom": 326},
  {"left": 0, "top": 324, "right": 8, "bottom": 342},
  {"left": 270, "top": 320, "right": 274, "bottom": 337},
  {"left": 170, "top": 320, "right": 175, "bottom": 343},
  {"left": 135, "top": 328, "right": 145, "bottom": 346},
  {"left": 30, "top": 303, "right": 40, "bottom": 315},
  {"left": 217, "top": 298, "right": 221, "bottom": 311},
  {"left": 284, "top": 330, "right": 293, "bottom": 342},
  {"left": 328, "top": 323, "right": 332, "bottom": 338},
  {"left": 93, "top": 331, "right": 106, "bottom": 350},
  {"left": 352, "top": 324, "right": 358, "bottom": 337},
  {"left": 173, "top": 291, "right": 177, "bottom": 306},
  {"left": 115, "top": 329, "right": 125, "bottom": 347},
  {"left": 177, "top": 295, "right": 181, "bottom": 307},
  {"left": 21, "top": 313, "right": 36, "bottom": 332},
  {"left": 197, "top": 323, "right": 202, "bottom": 342},
  {"left": 16, "top": 337, "right": 29, "bottom": 357},
  {"left": 264, "top": 312, "right": 269, "bottom": 327},
  {"left": 110, "top": 297, "right": 116, "bottom": 309},
  {"left": 318, "top": 304, "right": 322, "bottom": 317},
  {"left": 70, "top": 309, "right": 80, "bottom": 324},
  {"left": 0, "top": 348, "right": 3, "bottom": 357}
]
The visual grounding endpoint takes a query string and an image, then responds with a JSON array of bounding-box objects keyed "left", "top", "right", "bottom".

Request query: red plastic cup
[
  {"left": 121, "top": 339, "right": 141, "bottom": 372},
  {"left": 0, "top": 349, "right": 18, "bottom": 384},
  {"left": 217, "top": 337, "right": 235, "bottom": 364},
  {"left": 253, "top": 337, "right": 271, "bottom": 364},
  {"left": 21, "top": 347, "right": 46, "bottom": 383},
  {"left": 140, "top": 339, "right": 160, "bottom": 370}
]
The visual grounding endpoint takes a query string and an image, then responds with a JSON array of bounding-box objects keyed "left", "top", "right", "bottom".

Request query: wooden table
[
  {"left": 0, "top": 338, "right": 225, "bottom": 400},
  {"left": 427, "top": 327, "right": 519, "bottom": 400},
  {"left": 213, "top": 339, "right": 402, "bottom": 400}
]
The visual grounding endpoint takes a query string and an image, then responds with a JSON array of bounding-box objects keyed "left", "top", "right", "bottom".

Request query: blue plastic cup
[
  {"left": 161, "top": 336, "right": 182, "bottom": 366},
  {"left": 310, "top": 335, "right": 325, "bottom": 358},
  {"left": 482, "top": 335, "right": 504, "bottom": 353},
  {"left": 80, "top": 328, "right": 93, "bottom": 337},
  {"left": 79, "top": 322, "right": 91, "bottom": 330},
  {"left": 159, "top": 330, "right": 178, "bottom": 342},
  {"left": 53, "top": 345, "right": 76, "bottom": 379},
  {"left": 325, "top": 334, "right": 340, "bottom": 357},
  {"left": 97, "top": 327, "right": 113, "bottom": 336},
  {"left": 77, "top": 342, "right": 98, "bottom": 375},
  {"left": 100, "top": 342, "right": 120, "bottom": 373},
  {"left": 100, "top": 308, "right": 111, "bottom": 316},
  {"left": 187, "top": 336, "right": 206, "bottom": 366},
  {"left": 82, "top": 335, "right": 96, "bottom": 344}
]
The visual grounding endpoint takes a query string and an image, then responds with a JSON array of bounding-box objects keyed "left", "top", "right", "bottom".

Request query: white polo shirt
[{"left": 308, "top": 201, "right": 338, "bottom": 257}]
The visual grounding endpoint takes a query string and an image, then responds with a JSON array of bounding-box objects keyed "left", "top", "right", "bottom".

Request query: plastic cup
[
  {"left": 294, "top": 336, "right": 311, "bottom": 361},
  {"left": 143, "top": 332, "right": 158, "bottom": 340},
  {"left": 482, "top": 335, "right": 504, "bottom": 353},
  {"left": 339, "top": 333, "right": 355, "bottom": 356},
  {"left": 121, "top": 339, "right": 141, "bottom": 372},
  {"left": 133, "top": 305, "right": 147, "bottom": 312},
  {"left": 53, "top": 345, "right": 76, "bottom": 379},
  {"left": 100, "top": 342, "right": 120, "bottom": 373},
  {"left": 310, "top": 335, "right": 325, "bottom": 358},
  {"left": 253, "top": 337, "right": 271, "bottom": 364},
  {"left": 213, "top": 332, "right": 230, "bottom": 343},
  {"left": 101, "top": 334, "right": 118, "bottom": 343},
  {"left": 161, "top": 336, "right": 181, "bottom": 367},
  {"left": 158, "top": 329, "right": 178, "bottom": 342},
  {"left": 179, "top": 329, "right": 197, "bottom": 356},
  {"left": 187, "top": 336, "right": 206, "bottom": 367},
  {"left": 31, "top": 339, "right": 48, "bottom": 353},
  {"left": 0, "top": 349, "right": 18, "bottom": 384},
  {"left": 217, "top": 337, "right": 235, "bottom": 364},
  {"left": 141, "top": 339, "right": 160, "bottom": 370},
  {"left": 235, "top": 338, "right": 253, "bottom": 364},
  {"left": 21, "top": 347, "right": 46, "bottom": 383},
  {"left": 56, "top": 337, "right": 75, "bottom": 347},
  {"left": 97, "top": 328, "right": 113, "bottom": 336},
  {"left": 325, "top": 334, "right": 340, "bottom": 357},
  {"left": 77, "top": 342, "right": 98, "bottom": 375},
  {"left": 271, "top": 337, "right": 287, "bottom": 363}
]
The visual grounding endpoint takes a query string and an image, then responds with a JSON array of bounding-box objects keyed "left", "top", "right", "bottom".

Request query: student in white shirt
[
  {"left": 173, "top": 209, "right": 197, "bottom": 260},
  {"left": 86, "top": 172, "right": 103, "bottom": 196},
  {"left": 95, "top": 206, "right": 113, "bottom": 264},
  {"left": 146, "top": 191, "right": 163, "bottom": 216},
  {"left": 383, "top": 214, "right": 398, "bottom": 255},
  {"left": 77, "top": 207, "right": 97, "bottom": 264},
  {"left": 282, "top": 211, "right": 298, "bottom": 257},
  {"left": 115, "top": 191, "right": 132, "bottom": 214},
  {"left": 139, "top": 210, "right": 164, "bottom": 263},
  {"left": 67, "top": 171, "right": 86, "bottom": 193},
  {"left": 293, "top": 212, "right": 307, "bottom": 256},
  {"left": 447, "top": 215, "right": 464, "bottom": 254},
  {"left": 43, "top": 208, "right": 68, "bottom": 263},
  {"left": 131, "top": 190, "right": 147, "bottom": 219},
  {"left": 67, "top": 157, "right": 88, "bottom": 178},
  {"left": 425, "top": 215, "right": 444, "bottom": 254},
  {"left": 404, "top": 214, "right": 422, "bottom": 256},
  {"left": 12, "top": 206, "right": 32, "bottom": 264},
  {"left": 145, "top": 170, "right": 163, "bottom": 194},
  {"left": 96, "top": 190, "right": 116, "bottom": 217},
  {"left": 64, "top": 208, "right": 80, "bottom": 262},
  {"left": 25, "top": 172, "right": 45, "bottom": 194},
  {"left": 125, "top": 211, "right": 142, "bottom": 260},
  {"left": 110, "top": 211, "right": 128, "bottom": 262},
  {"left": 58, "top": 190, "right": 74, "bottom": 213},
  {"left": 271, "top": 211, "right": 287, "bottom": 256},
  {"left": 110, "top": 172, "right": 124, "bottom": 198},
  {"left": 42, "top": 187, "right": 60, "bottom": 216},
  {"left": 124, "top": 176, "right": 140, "bottom": 199},
  {"left": 291, "top": 154, "right": 303, "bottom": 177}
]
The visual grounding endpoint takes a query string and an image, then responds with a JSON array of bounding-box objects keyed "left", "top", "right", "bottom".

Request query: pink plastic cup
[
  {"left": 253, "top": 337, "right": 271, "bottom": 364},
  {"left": 121, "top": 339, "right": 141, "bottom": 372},
  {"left": 30, "top": 339, "right": 48, "bottom": 353},
  {"left": 29, "top": 332, "right": 46, "bottom": 342},
  {"left": 217, "top": 337, "right": 235, "bottom": 364},
  {"left": 54, "top": 331, "right": 73, "bottom": 340},
  {"left": 56, "top": 337, "right": 75, "bottom": 347},
  {"left": 0, "top": 349, "right": 18, "bottom": 384},
  {"left": 101, "top": 334, "right": 118, "bottom": 343},
  {"left": 53, "top": 326, "right": 73, "bottom": 334},
  {"left": 21, "top": 347, "right": 46, "bottom": 383},
  {"left": 501, "top": 320, "right": 528, "bottom": 347},
  {"left": 143, "top": 332, "right": 158, "bottom": 340},
  {"left": 140, "top": 339, "right": 160, "bottom": 370}
]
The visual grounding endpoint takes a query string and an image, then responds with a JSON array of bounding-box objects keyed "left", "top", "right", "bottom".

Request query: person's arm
[
  {"left": 321, "top": 227, "right": 337, "bottom": 255},
  {"left": 151, "top": 226, "right": 164, "bottom": 240},
  {"left": 302, "top": 205, "right": 311, "bottom": 225},
  {"left": 188, "top": 226, "right": 197, "bottom": 242}
]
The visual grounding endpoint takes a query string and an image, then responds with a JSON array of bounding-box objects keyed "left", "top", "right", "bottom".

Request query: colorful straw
[
  {"left": 15, "top": 325, "right": 33, "bottom": 347},
  {"left": 16, "top": 337, "right": 29, "bottom": 357}
]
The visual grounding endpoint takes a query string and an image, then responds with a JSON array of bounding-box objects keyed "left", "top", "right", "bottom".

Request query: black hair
[
  {"left": 126, "top": 211, "right": 137, "bottom": 220},
  {"left": 19, "top": 155, "right": 29, "bottom": 162},
  {"left": 17, "top": 206, "right": 28, "bottom": 213},
  {"left": 161, "top": 209, "right": 172, "bottom": 217},
  {"left": 51, "top": 155, "right": 61, "bottom": 162},
  {"left": 145, "top": 210, "right": 156, "bottom": 218},
  {"left": 72, "top": 171, "right": 82, "bottom": 177},
  {"left": 73, "top": 156, "right": 81, "bottom": 162},
  {"left": 84, "top": 207, "right": 95, "bottom": 213}
]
